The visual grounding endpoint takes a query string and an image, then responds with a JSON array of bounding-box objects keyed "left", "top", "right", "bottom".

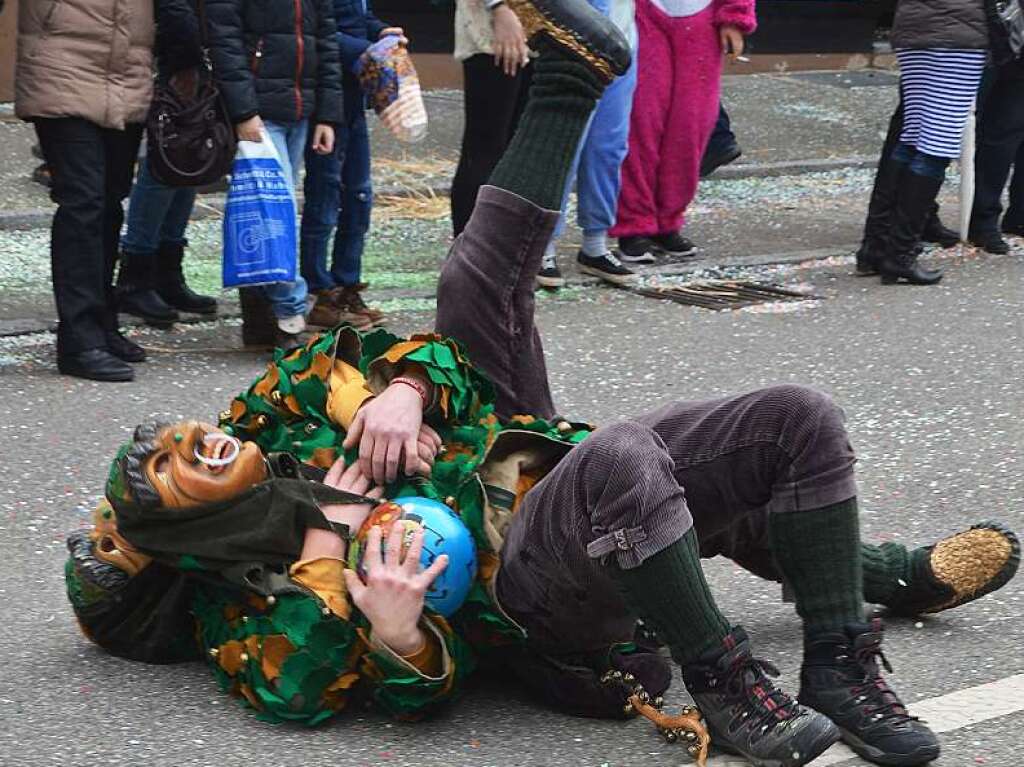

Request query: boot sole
[
  {"left": 536, "top": 275, "right": 567, "bottom": 289},
  {"left": 919, "top": 521, "right": 1021, "bottom": 614},
  {"left": 57, "top": 363, "right": 134, "bottom": 382},
  {"left": 578, "top": 264, "right": 636, "bottom": 286},
  {"left": 879, "top": 273, "right": 944, "bottom": 286},
  {"left": 839, "top": 727, "right": 940, "bottom": 766},
  {"left": 711, "top": 723, "right": 840, "bottom": 767}
]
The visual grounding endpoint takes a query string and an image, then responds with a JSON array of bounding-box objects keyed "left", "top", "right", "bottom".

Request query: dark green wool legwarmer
[
  {"left": 769, "top": 498, "right": 864, "bottom": 634},
  {"left": 487, "top": 47, "right": 604, "bottom": 211},
  {"left": 861, "top": 542, "right": 931, "bottom": 606},
  {"left": 615, "top": 528, "right": 731, "bottom": 665}
]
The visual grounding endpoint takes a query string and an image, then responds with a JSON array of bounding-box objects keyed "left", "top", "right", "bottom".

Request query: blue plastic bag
[{"left": 222, "top": 133, "right": 297, "bottom": 288}]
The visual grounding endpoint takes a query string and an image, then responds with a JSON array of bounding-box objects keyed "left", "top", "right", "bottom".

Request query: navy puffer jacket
[{"left": 205, "top": 0, "right": 344, "bottom": 125}]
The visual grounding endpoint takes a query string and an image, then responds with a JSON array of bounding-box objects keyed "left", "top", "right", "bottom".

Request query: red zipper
[{"left": 293, "top": 0, "right": 304, "bottom": 120}]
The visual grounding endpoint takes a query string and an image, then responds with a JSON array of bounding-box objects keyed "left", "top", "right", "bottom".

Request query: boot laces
[
  {"left": 844, "top": 642, "right": 917, "bottom": 726},
  {"left": 721, "top": 655, "right": 799, "bottom": 733}
]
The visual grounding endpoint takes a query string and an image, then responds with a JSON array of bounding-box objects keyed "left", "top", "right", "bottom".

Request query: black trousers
[
  {"left": 34, "top": 118, "right": 143, "bottom": 354},
  {"left": 450, "top": 54, "right": 532, "bottom": 237},
  {"left": 971, "top": 59, "right": 1024, "bottom": 234}
]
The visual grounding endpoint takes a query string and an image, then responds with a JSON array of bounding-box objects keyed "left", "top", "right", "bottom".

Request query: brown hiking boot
[
  {"left": 307, "top": 291, "right": 374, "bottom": 331},
  {"left": 334, "top": 283, "right": 385, "bottom": 326}
]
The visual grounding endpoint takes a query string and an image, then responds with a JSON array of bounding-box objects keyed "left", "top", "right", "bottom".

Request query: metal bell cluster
[{"left": 599, "top": 669, "right": 662, "bottom": 718}]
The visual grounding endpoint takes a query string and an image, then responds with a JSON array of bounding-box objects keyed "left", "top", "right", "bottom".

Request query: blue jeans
[
  {"left": 553, "top": 35, "right": 638, "bottom": 240},
  {"left": 261, "top": 119, "right": 309, "bottom": 319},
  {"left": 892, "top": 141, "right": 950, "bottom": 181},
  {"left": 121, "top": 159, "right": 196, "bottom": 256},
  {"left": 300, "top": 107, "right": 372, "bottom": 293}
]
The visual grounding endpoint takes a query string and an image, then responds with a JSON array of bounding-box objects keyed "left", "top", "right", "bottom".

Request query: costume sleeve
[
  {"left": 359, "top": 330, "right": 496, "bottom": 425},
  {"left": 326, "top": 359, "right": 374, "bottom": 431},
  {"left": 192, "top": 559, "right": 470, "bottom": 724},
  {"left": 713, "top": 0, "right": 757, "bottom": 35}
]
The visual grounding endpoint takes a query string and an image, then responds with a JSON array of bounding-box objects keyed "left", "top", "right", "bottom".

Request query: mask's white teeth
[{"left": 195, "top": 433, "right": 241, "bottom": 468}]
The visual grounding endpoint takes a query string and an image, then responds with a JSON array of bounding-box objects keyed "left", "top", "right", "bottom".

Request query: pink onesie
[{"left": 611, "top": 0, "right": 756, "bottom": 239}]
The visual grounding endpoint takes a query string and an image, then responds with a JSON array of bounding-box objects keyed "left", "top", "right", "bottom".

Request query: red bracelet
[{"left": 391, "top": 376, "right": 429, "bottom": 408}]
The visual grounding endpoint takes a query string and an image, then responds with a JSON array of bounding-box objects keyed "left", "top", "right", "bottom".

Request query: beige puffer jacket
[{"left": 16, "top": 0, "right": 155, "bottom": 130}]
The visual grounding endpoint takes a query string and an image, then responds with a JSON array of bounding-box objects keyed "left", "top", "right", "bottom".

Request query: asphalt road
[{"left": 0, "top": 247, "right": 1021, "bottom": 767}]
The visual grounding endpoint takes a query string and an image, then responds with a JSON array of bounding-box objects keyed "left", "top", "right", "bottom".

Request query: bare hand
[
  {"left": 169, "top": 68, "right": 199, "bottom": 101},
  {"left": 379, "top": 26, "right": 409, "bottom": 45},
  {"left": 311, "top": 123, "right": 335, "bottom": 155},
  {"left": 492, "top": 5, "right": 530, "bottom": 77},
  {"left": 236, "top": 115, "right": 264, "bottom": 142},
  {"left": 343, "top": 523, "right": 448, "bottom": 655},
  {"left": 342, "top": 380, "right": 427, "bottom": 485},
  {"left": 320, "top": 457, "right": 383, "bottom": 531},
  {"left": 719, "top": 25, "right": 745, "bottom": 61}
]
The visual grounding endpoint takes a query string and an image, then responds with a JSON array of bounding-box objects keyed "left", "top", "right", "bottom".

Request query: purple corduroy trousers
[{"left": 436, "top": 186, "right": 859, "bottom": 654}]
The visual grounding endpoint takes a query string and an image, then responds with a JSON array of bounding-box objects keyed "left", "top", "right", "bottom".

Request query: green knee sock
[
  {"left": 769, "top": 498, "right": 864, "bottom": 634},
  {"left": 487, "top": 45, "right": 604, "bottom": 211},
  {"left": 615, "top": 529, "right": 731, "bottom": 665},
  {"left": 861, "top": 542, "right": 932, "bottom": 606}
]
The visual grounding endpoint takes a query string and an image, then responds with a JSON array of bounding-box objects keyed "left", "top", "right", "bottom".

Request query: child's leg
[
  {"left": 654, "top": 6, "right": 721, "bottom": 236},
  {"left": 332, "top": 108, "right": 372, "bottom": 287},
  {"left": 576, "top": 54, "right": 637, "bottom": 251},
  {"left": 609, "top": 0, "right": 673, "bottom": 238}
]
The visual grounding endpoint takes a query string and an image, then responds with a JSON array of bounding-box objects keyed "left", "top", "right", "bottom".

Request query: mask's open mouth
[{"left": 194, "top": 432, "right": 241, "bottom": 472}]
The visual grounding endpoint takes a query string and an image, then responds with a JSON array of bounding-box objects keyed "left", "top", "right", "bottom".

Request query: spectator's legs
[
  {"left": 574, "top": 54, "right": 637, "bottom": 253},
  {"left": 856, "top": 101, "right": 906, "bottom": 274},
  {"left": 260, "top": 120, "right": 310, "bottom": 322},
  {"left": 971, "top": 61, "right": 1024, "bottom": 236},
  {"left": 450, "top": 55, "right": 533, "bottom": 237},
  {"left": 652, "top": 4, "right": 720, "bottom": 237},
  {"left": 117, "top": 159, "right": 181, "bottom": 325},
  {"left": 699, "top": 103, "right": 742, "bottom": 178},
  {"left": 1007, "top": 143, "right": 1024, "bottom": 230},
  {"left": 300, "top": 136, "right": 343, "bottom": 294},
  {"left": 610, "top": 0, "right": 672, "bottom": 238},
  {"left": 331, "top": 107, "right": 372, "bottom": 288}
]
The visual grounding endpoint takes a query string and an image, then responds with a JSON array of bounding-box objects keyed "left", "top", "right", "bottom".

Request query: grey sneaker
[{"left": 683, "top": 627, "right": 841, "bottom": 767}]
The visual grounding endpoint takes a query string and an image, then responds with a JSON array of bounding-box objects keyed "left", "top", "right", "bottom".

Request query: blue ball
[{"left": 392, "top": 496, "right": 478, "bottom": 618}]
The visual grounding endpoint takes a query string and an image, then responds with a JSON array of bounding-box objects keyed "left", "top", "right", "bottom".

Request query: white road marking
[{"left": 702, "top": 674, "right": 1024, "bottom": 766}]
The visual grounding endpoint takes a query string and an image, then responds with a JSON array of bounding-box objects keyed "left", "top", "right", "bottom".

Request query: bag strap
[{"left": 151, "top": 112, "right": 224, "bottom": 181}]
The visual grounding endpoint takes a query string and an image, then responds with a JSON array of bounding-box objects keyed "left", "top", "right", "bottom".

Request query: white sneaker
[{"left": 276, "top": 314, "right": 306, "bottom": 334}]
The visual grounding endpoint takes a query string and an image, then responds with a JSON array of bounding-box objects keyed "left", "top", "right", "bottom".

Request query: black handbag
[
  {"left": 991, "top": 0, "right": 1024, "bottom": 63},
  {"left": 146, "top": 0, "right": 236, "bottom": 187}
]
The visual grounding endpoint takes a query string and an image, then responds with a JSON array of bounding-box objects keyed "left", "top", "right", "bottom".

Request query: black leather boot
[
  {"left": 57, "top": 348, "right": 134, "bottom": 382},
  {"left": 878, "top": 171, "right": 944, "bottom": 286},
  {"left": 116, "top": 252, "right": 180, "bottom": 326},
  {"left": 156, "top": 241, "right": 218, "bottom": 315},
  {"left": 239, "top": 287, "right": 277, "bottom": 348},
  {"left": 800, "top": 620, "right": 940, "bottom": 766},
  {"left": 856, "top": 156, "right": 907, "bottom": 277},
  {"left": 104, "top": 329, "right": 147, "bottom": 363},
  {"left": 921, "top": 206, "right": 959, "bottom": 248}
]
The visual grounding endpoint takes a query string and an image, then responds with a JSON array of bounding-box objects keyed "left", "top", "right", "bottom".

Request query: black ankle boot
[
  {"left": 682, "top": 627, "right": 840, "bottom": 767},
  {"left": 156, "top": 242, "right": 218, "bottom": 314},
  {"left": 878, "top": 171, "right": 944, "bottom": 286},
  {"left": 921, "top": 207, "right": 960, "bottom": 248},
  {"left": 239, "top": 287, "right": 278, "bottom": 348},
  {"left": 800, "top": 620, "right": 939, "bottom": 766},
  {"left": 104, "top": 329, "right": 146, "bottom": 363},
  {"left": 116, "top": 252, "right": 180, "bottom": 326}
]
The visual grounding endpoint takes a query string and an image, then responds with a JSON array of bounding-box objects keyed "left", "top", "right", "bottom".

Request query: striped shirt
[{"left": 895, "top": 48, "right": 987, "bottom": 159}]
